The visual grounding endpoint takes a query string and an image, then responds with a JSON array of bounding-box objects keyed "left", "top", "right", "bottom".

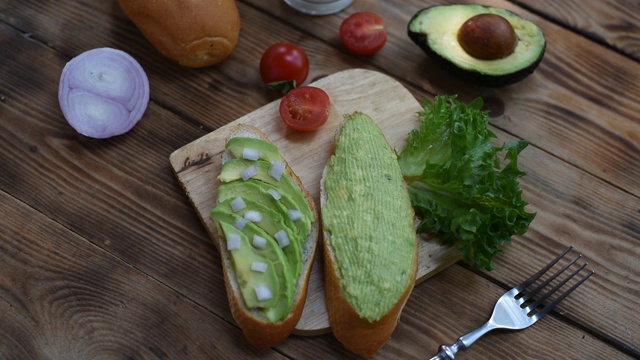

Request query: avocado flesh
[
  {"left": 211, "top": 208, "right": 294, "bottom": 321},
  {"left": 226, "top": 137, "right": 281, "bottom": 163},
  {"left": 219, "top": 196, "right": 302, "bottom": 277},
  {"left": 218, "top": 222, "right": 280, "bottom": 309},
  {"left": 219, "top": 159, "right": 315, "bottom": 223},
  {"left": 408, "top": 4, "right": 546, "bottom": 87},
  {"left": 217, "top": 181, "right": 312, "bottom": 246}
]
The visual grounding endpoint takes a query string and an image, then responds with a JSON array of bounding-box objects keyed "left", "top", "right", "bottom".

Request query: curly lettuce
[{"left": 398, "top": 96, "right": 535, "bottom": 270}]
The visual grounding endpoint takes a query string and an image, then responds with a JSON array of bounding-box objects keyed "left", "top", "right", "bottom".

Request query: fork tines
[{"left": 515, "top": 246, "right": 594, "bottom": 319}]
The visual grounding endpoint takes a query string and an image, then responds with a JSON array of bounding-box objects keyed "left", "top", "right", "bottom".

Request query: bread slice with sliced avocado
[
  {"left": 321, "top": 112, "right": 418, "bottom": 356},
  {"left": 209, "top": 124, "right": 319, "bottom": 347}
]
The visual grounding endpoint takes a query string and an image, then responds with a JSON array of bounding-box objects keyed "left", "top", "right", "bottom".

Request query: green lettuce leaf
[{"left": 398, "top": 96, "right": 536, "bottom": 270}]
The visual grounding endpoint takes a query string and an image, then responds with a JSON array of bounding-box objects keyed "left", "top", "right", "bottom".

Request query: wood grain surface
[
  {"left": 514, "top": 0, "right": 640, "bottom": 61},
  {"left": 1, "top": 0, "right": 638, "bottom": 358},
  {"left": 169, "top": 69, "right": 461, "bottom": 334}
]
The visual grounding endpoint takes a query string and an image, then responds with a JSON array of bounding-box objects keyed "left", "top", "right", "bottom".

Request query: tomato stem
[{"left": 267, "top": 80, "right": 297, "bottom": 95}]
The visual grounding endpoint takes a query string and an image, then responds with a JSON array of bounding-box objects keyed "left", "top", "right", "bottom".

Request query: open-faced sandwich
[
  {"left": 209, "top": 124, "right": 319, "bottom": 347},
  {"left": 321, "top": 112, "right": 419, "bottom": 356}
]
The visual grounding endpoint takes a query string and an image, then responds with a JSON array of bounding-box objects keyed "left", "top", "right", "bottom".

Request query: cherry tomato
[
  {"left": 279, "top": 86, "right": 331, "bottom": 132},
  {"left": 339, "top": 12, "right": 387, "bottom": 55},
  {"left": 260, "top": 42, "right": 310, "bottom": 92}
]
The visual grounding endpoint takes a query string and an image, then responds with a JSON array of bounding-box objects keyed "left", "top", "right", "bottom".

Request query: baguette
[
  {"left": 209, "top": 124, "right": 319, "bottom": 347},
  {"left": 118, "top": 0, "right": 240, "bottom": 67},
  {"left": 321, "top": 112, "right": 418, "bottom": 356}
]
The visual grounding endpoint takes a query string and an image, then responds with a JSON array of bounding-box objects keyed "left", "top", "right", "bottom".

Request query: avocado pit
[{"left": 457, "top": 13, "right": 517, "bottom": 60}]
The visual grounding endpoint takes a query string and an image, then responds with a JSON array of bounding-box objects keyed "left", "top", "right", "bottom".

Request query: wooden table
[{"left": 1, "top": 0, "right": 638, "bottom": 359}]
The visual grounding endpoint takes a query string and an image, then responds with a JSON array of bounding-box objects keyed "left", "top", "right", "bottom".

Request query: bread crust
[
  {"left": 320, "top": 115, "right": 418, "bottom": 356},
  {"left": 118, "top": 0, "right": 240, "bottom": 67},
  {"left": 213, "top": 124, "right": 319, "bottom": 347},
  {"left": 323, "top": 237, "right": 417, "bottom": 356}
]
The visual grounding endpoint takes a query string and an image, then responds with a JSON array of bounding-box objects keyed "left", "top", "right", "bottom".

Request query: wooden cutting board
[{"left": 169, "top": 69, "right": 460, "bottom": 335}]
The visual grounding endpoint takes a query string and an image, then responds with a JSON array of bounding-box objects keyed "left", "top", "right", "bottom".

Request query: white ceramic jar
[{"left": 284, "top": 0, "right": 354, "bottom": 15}]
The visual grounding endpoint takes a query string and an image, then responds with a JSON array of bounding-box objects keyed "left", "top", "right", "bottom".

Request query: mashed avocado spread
[{"left": 322, "top": 112, "right": 416, "bottom": 322}]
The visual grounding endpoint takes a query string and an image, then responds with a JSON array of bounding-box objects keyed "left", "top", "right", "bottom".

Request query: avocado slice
[
  {"left": 226, "top": 137, "right": 281, "bottom": 163},
  {"left": 218, "top": 221, "right": 280, "bottom": 309},
  {"left": 408, "top": 4, "right": 546, "bottom": 87},
  {"left": 211, "top": 210, "right": 295, "bottom": 321}
]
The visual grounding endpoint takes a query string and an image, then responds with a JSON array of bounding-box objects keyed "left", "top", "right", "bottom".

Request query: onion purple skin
[{"left": 58, "top": 47, "right": 150, "bottom": 139}]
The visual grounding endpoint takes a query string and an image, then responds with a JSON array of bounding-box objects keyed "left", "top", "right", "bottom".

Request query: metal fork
[{"left": 429, "top": 246, "right": 594, "bottom": 360}]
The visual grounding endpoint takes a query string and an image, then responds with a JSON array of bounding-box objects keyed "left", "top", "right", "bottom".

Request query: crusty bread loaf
[
  {"left": 320, "top": 113, "right": 418, "bottom": 356},
  {"left": 118, "top": 0, "right": 240, "bottom": 67},
  {"left": 212, "top": 124, "right": 319, "bottom": 347}
]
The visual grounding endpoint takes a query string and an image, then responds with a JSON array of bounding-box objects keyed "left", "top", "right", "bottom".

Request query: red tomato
[
  {"left": 279, "top": 86, "right": 331, "bottom": 131},
  {"left": 339, "top": 12, "right": 387, "bottom": 55},
  {"left": 260, "top": 42, "right": 310, "bottom": 92}
]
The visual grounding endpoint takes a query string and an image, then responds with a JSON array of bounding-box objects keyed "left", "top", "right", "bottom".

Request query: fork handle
[{"left": 429, "top": 321, "right": 496, "bottom": 360}]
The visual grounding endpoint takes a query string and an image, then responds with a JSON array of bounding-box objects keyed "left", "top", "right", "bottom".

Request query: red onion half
[{"left": 58, "top": 47, "right": 150, "bottom": 139}]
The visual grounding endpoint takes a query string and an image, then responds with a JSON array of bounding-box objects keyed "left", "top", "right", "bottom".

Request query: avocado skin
[{"left": 408, "top": 5, "right": 546, "bottom": 87}]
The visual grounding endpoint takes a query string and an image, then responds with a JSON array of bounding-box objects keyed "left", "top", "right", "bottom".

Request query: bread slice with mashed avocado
[
  {"left": 321, "top": 112, "right": 418, "bottom": 356},
  {"left": 209, "top": 124, "right": 319, "bottom": 347}
]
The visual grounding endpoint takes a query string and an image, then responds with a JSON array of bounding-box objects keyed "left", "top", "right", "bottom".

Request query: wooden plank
[
  {"left": 0, "top": 22, "right": 234, "bottom": 320},
  {"left": 1, "top": 0, "right": 639, "bottom": 357},
  {"left": 169, "top": 69, "right": 462, "bottom": 334},
  {"left": 243, "top": 0, "right": 640, "bottom": 199},
  {"left": 0, "top": 0, "right": 372, "bottom": 130},
  {"left": 0, "top": 192, "right": 287, "bottom": 359},
  {"left": 0, "top": 188, "right": 632, "bottom": 359},
  {"left": 169, "top": 69, "right": 640, "bottom": 351},
  {"left": 5, "top": 0, "right": 638, "bottom": 198},
  {"left": 514, "top": 0, "right": 640, "bottom": 60},
  {"left": 269, "top": 264, "right": 634, "bottom": 359},
  {"left": 486, "top": 126, "right": 640, "bottom": 355},
  {"left": 383, "top": 264, "right": 635, "bottom": 360},
  {"left": 3, "top": 0, "right": 637, "bottom": 197}
]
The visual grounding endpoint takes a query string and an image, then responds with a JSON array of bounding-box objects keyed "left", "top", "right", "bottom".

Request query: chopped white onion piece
[
  {"left": 267, "top": 188, "right": 282, "bottom": 200},
  {"left": 58, "top": 47, "right": 150, "bottom": 139},
  {"left": 252, "top": 235, "right": 267, "bottom": 249},
  {"left": 226, "top": 233, "right": 241, "bottom": 251},
  {"left": 242, "top": 148, "right": 261, "bottom": 161},
  {"left": 250, "top": 262, "right": 268, "bottom": 273},
  {"left": 254, "top": 284, "right": 273, "bottom": 301},
  {"left": 230, "top": 196, "right": 246, "bottom": 212},
  {"left": 288, "top": 209, "right": 302, "bottom": 221},
  {"left": 275, "top": 229, "right": 290, "bottom": 248},
  {"left": 233, "top": 217, "right": 248, "bottom": 230},
  {"left": 241, "top": 165, "right": 259, "bottom": 181},
  {"left": 244, "top": 210, "right": 263, "bottom": 222},
  {"left": 269, "top": 161, "right": 285, "bottom": 181}
]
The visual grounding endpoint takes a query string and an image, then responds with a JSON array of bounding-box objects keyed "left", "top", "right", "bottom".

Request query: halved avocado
[{"left": 408, "top": 4, "right": 546, "bottom": 87}]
